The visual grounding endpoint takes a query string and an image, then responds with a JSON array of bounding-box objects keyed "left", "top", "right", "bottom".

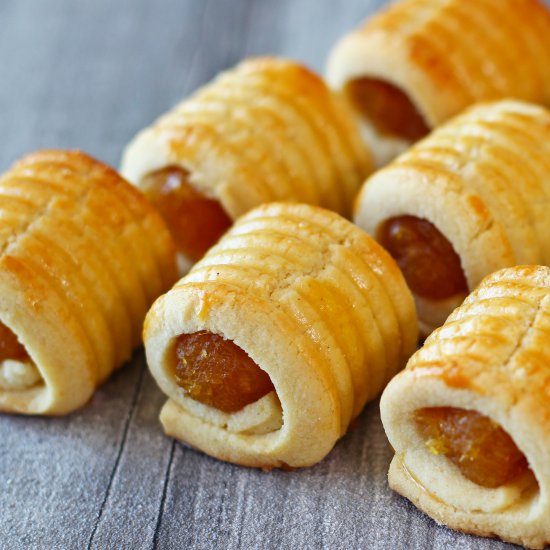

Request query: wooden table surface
[{"left": 0, "top": 1, "right": 537, "bottom": 548}]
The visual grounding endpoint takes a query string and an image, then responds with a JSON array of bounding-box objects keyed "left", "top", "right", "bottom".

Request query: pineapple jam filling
[
  {"left": 0, "top": 323, "right": 28, "bottom": 362},
  {"left": 141, "top": 166, "right": 232, "bottom": 262},
  {"left": 377, "top": 216, "right": 468, "bottom": 301},
  {"left": 173, "top": 331, "right": 275, "bottom": 413},
  {"left": 345, "top": 78, "right": 430, "bottom": 141},
  {"left": 0, "top": 322, "right": 41, "bottom": 390},
  {"left": 415, "top": 407, "right": 529, "bottom": 489}
]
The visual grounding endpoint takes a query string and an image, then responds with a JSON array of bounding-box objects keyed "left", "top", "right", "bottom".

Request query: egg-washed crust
[
  {"left": 144, "top": 202, "right": 417, "bottom": 468},
  {"left": 0, "top": 150, "right": 177, "bottom": 415},
  {"left": 355, "top": 99, "right": 550, "bottom": 336},
  {"left": 327, "top": 0, "right": 550, "bottom": 128},
  {"left": 120, "top": 57, "right": 372, "bottom": 230},
  {"left": 381, "top": 265, "right": 550, "bottom": 549}
]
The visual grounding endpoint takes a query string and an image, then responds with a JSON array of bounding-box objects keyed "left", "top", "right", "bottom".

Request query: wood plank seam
[
  {"left": 86, "top": 361, "right": 147, "bottom": 550},
  {"left": 152, "top": 439, "right": 176, "bottom": 550}
]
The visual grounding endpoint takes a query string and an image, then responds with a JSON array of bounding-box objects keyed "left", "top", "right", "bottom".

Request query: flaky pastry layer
[
  {"left": 355, "top": 99, "right": 550, "bottom": 335},
  {"left": 326, "top": 0, "right": 550, "bottom": 164},
  {"left": 381, "top": 265, "right": 550, "bottom": 549},
  {"left": 121, "top": 57, "right": 372, "bottom": 265},
  {"left": 144, "top": 202, "right": 417, "bottom": 468},
  {"left": 0, "top": 150, "right": 177, "bottom": 414}
]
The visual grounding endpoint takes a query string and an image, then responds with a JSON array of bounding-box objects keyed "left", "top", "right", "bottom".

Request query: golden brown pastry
[
  {"left": 0, "top": 150, "right": 177, "bottom": 415},
  {"left": 381, "top": 265, "right": 550, "bottom": 549},
  {"left": 120, "top": 57, "right": 372, "bottom": 273},
  {"left": 354, "top": 99, "right": 550, "bottom": 336},
  {"left": 326, "top": 0, "right": 550, "bottom": 165},
  {"left": 144, "top": 202, "right": 417, "bottom": 468}
]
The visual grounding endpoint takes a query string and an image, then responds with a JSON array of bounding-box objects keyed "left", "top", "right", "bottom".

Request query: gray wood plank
[
  {"left": 0, "top": 355, "right": 143, "bottom": 549},
  {"left": 87, "top": 367, "right": 173, "bottom": 550}
]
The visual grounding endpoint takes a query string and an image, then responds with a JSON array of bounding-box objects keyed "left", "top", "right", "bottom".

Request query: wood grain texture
[{"left": 0, "top": 0, "right": 542, "bottom": 548}]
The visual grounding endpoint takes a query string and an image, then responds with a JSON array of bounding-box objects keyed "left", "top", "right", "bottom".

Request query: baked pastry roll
[
  {"left": 354, "top": 99, "right": 550, "bottom": 336},
  {"left": 144, "top": 202, "right": 417, "bottom": 468},
  {"left": 326, "top": 0, "right": 550, "bottom": 165},
  {"left": 120, "top": 57, "right": 372, "bottom": 273},
  {"left": 0, "top": 150, "right": 177, "bottom": 415},
  {"left": 380, "top": 265, "right": 550, "bottom": 549}
]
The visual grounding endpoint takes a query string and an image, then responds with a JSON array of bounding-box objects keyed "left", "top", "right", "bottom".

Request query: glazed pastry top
[
  {"left": 380, "top": 265, "right": 550, "bottom": 549},
  {"left": 0, "top": 150, "right": 177, "bottom": 414},
  {"left": 144, "top": 202, "right": 417, "bottom": 468},
  {"left": 354, "top": 99, "right": 550, "bottom": 335},
  {"left": 327, "top": 0, "right": 550, "bottom": 128},
  {"left": 121, "top": 57, "right": 372, "bottom": 220}
]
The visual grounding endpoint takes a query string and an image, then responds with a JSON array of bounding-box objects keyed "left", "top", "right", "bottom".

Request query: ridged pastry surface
[
  {"left": 355, "top": 99, "right": 550, "bottom": 336},
  {"left": 326, "top": 0, "right": 550, "bottom": 164},
  {"left": 380, "top": 265, "right": 550, "bottom": 549},
  {"left": 121, "top": 57, "right": 372, "bottom": 267},
  {"left": 0, "top": 150, "right": 177, "bottom": 414},
  {"left": 144, "top": 202, "right": 417, "bottom": 468}
]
